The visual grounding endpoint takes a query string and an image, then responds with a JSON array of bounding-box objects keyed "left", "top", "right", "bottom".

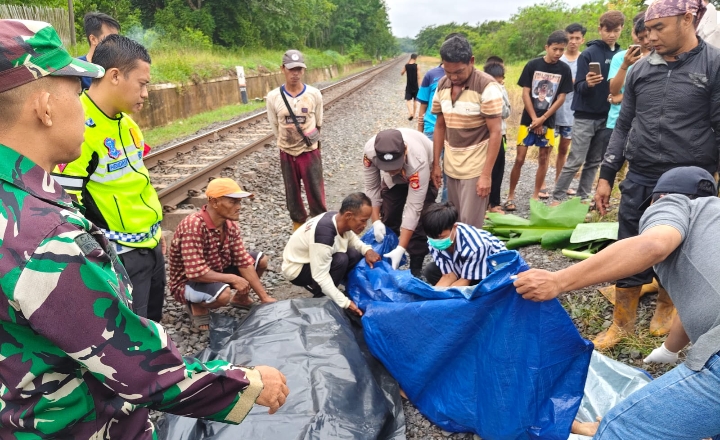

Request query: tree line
[
  {"left": 10, "top": 0, "right": 398, "bottom": 57},
  {"left": 414, "top": 0, "right": 651, "bottom": 63}
]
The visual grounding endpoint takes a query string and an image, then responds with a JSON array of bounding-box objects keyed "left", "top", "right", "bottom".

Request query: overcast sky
[{"left": 387, "top": 0, "right": 592, "bottom": 38}]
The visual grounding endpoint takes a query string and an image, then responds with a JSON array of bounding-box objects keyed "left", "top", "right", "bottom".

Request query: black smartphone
[
  {"left": 589, "top": 62, "right": 601, "bottom": 76},
  {"left": 629, "top": 44, "right": 641, "bottom": 54}
]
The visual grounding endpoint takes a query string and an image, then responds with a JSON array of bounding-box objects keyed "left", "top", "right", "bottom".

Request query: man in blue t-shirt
[
  {"left": 78, "top": 12, "right": 120, "bottom": 90},
  {"left": 416, "top": 64, "right": 445, "bottom": 140}
]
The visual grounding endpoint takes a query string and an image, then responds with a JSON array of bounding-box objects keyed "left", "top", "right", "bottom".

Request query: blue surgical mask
[{"left": 428, "top": 236, "right": 453, "bottom": 251}]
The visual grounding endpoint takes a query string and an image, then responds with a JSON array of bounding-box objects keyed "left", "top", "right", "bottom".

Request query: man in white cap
[
  {"left": 167, "top": 178, "right": 276, "bottom": 330},
  {"left": 267, "top": 50, "right": 326, "bottom": 231},
  {"left": 363, "top": 128, "right": 437, "bottom": 276}
]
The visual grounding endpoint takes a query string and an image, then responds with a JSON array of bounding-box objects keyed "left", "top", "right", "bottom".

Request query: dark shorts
[
  {"left": 405, "top": 89, "right": 418, "bottom": 100},
  {"left": 555, "top": 125, "right": 572, "bottom": 140},
  {"left": 184, "top": 251, "right": 263, "bottom": 303}
]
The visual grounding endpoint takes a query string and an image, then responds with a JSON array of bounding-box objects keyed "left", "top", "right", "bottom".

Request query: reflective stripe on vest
[{"left": 100, "top": 221, "right": 160, "bottom": 244}]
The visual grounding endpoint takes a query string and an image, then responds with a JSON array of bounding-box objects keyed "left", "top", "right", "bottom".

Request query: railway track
[{"left": 148, "top": 58, "right": 403, "bottom": 210}]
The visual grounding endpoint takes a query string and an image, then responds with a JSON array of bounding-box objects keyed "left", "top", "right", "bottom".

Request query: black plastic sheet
[{"left": 157, "top": 298, "right": 406, "bottom": 440}]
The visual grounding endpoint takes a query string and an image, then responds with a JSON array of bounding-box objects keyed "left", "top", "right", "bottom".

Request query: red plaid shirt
[{"left": 168, "top": 206, "right": 255, "bottom": 299}]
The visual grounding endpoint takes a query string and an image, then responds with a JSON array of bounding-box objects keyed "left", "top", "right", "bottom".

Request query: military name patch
[
  {"left": 409, "top": 172, "right": 420, "bottom": 190},
  {"left": 363, "top": 154, "right": 372, "bottom": 168},
  {"left": 75, "top": 233, "right": 102, "bottom": 255},
  {"left": 107, "top": 158, "right": 129, "bottom": 172}
]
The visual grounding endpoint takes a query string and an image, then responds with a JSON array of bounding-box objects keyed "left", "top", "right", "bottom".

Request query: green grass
[
  {"left": 144, "top": 101, "right": 265, "bottom": 147},
  {"left": 69, "top": 42, "right": 366, "bottom": 85}
]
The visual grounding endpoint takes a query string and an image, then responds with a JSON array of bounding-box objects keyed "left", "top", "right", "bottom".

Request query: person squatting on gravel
[
  {"left": 52, "top": 34, "right": 166, "bottom": 322},
  {"left": 168, "top": 178, "right": 277, "bottom": 331},
  {"left": 0, "top": 19, "right": 288, "bottom": 439},
  {"left": 420, "top": 202, "right": 507, "bottom": 286},
  {"left": 266, "top": 49, "right": 326, "bottom": 231},
  {"left": 506, "top": 30, "right": 573, "bottom": 209},
  {"left": 363, "top": 128, "right": 438, "bottom": 276},
  {"left": 515, "top": 167, "right": 720, "bottom": 440},
  {"left": 282, "top": 193, "right": 382, "bottom": 316},
  {"left": 431, "top": 35, "right": 504, "bottom": 228},
  {"left": 593, "top": 0, "right": 720, "bottom": 350}
]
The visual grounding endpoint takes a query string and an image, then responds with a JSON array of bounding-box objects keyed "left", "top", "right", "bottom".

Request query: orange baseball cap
[{"left": 206, "top": 178, "right": 253, "bottom": 198}]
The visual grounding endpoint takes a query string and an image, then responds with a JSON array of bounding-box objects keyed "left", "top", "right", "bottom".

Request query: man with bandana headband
[{"left": 593, "top": 0, "right": 720, "bottom": 350}]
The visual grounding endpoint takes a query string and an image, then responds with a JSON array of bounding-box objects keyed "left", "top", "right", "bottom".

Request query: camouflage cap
[
  {"left": 645, "top": 0, "right": 706, "bottom": 24},
  {"left": 0, "top": 20, "right": 104, "bottom": 94}
]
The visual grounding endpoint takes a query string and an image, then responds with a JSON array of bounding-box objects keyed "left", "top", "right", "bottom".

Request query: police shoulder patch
[
  {"left": 409, "top": 172, "right": 420, "bottom": 190},
  {"left": 363, "top": 154, "right": 372, "bottom": 168}
]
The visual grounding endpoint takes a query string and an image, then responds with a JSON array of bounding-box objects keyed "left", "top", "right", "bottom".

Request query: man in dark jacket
[
  {"left": 593, "top": 0, "right": 720, "bottom": 350},
  {"left": 552, "top": 11, "right": 624, "bottom": 203}
]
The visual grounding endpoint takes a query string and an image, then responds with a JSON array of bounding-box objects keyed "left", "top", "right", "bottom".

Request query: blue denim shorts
[{"left": 555, "top": 125, "right": 572, "bottom": 139}]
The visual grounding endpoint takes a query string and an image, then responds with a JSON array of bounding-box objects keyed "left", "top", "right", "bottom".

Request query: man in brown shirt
[
  {"left": 267, "top": 50, "right": 326, "bottom": 231},
  {"left": 431, "top": 36, "right": 504, "bottom": 228},
  {"left": 168, "top": 178, "right": 276, "bottom": 330}
]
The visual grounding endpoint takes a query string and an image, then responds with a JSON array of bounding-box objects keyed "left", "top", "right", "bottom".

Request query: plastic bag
[
  {"left": 347, "top": 230, "right": 594, "bottom": 439},
  {"left": 156, "top": 299, "right": 406, "bottom": 440}
]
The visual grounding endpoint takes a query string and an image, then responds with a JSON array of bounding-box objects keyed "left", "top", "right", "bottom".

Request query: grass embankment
[
  {"left": 69, "top": 42, "right": 367, "bottom": 85},
  {"left": 144, "top": 101, "right": 266, "bottom": 147}
]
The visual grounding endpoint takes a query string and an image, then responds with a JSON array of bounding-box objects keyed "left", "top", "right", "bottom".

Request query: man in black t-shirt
[
  {"left": 506, "top": 31, "right": 573, "bottom": 209},
  {"left": 401, "top": 53, "right": 421, "bottom": 120}
]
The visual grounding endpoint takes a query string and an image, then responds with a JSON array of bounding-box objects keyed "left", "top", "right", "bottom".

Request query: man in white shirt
[{"left": 282, "top": 193, "right": 381, "bottom": 316}]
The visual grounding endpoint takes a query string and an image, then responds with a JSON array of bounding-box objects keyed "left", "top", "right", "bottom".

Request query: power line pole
[{"left": 68, "top": 0, "right": 76, "bottom": 46}]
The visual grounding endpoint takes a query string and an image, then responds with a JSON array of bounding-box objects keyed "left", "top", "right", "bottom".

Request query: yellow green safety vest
[{"left": 52, "top": 92, "right": 163, "bottom": 248}]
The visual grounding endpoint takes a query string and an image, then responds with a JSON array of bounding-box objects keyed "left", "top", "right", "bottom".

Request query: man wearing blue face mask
[{"left": 421, "top": 202, "right": 507, "bottom": 286}]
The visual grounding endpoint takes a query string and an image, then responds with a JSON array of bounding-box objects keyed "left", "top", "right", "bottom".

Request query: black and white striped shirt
[{"left": 429, "top": 223, "right": 506, "bottom": 281}]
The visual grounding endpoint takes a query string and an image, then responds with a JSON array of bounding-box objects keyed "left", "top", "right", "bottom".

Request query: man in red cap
[{"left": 168, "top": 178, "right": 276, "bottom": 330}]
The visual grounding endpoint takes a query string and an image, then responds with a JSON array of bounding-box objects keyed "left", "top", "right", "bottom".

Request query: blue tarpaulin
[{"left": 347, "top": 230, "right": 594, "bottom": 439}]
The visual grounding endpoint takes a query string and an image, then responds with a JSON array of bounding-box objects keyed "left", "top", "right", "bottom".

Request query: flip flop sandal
[
  {"left": 503, "top": 200, "right": 517, "bottom": 212},
  {"left": 186, "top": 304, "right": 210, "bottom": 330},
  {"left": 538, "top": 189, "right": 550, "bottom": 199}
]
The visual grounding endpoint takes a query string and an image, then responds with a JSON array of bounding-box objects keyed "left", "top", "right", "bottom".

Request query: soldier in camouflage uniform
[{"left": 0, "top": 20, "right": 289, "bottom": 439}]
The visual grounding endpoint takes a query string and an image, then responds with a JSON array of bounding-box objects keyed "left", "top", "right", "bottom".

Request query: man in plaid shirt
[{"left": 168, "top": 178, "right": 276, "bottom": 330}]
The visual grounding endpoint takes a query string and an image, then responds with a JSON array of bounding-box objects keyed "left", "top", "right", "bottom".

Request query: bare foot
[
  {"left": 230, "top": 294, "right": 254, "bottom": 308},
  {"left": 571, "top": 420, "right": 600, "bottom": 436}
]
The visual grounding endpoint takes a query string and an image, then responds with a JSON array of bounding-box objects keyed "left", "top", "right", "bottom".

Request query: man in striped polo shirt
[
  {"left": 421, "top": 202, "right": 506, "bottom": 286},
  {"left": 431, "top": 35, "right": 504, "bottom": 228}
]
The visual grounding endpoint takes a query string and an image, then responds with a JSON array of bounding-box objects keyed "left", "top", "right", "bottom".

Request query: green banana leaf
[
  {"left": 570, "top": 222, "right": 619, "bottom": 243},
  {"left": 484, "top": 198, "right": 589, "bottom": 249}
]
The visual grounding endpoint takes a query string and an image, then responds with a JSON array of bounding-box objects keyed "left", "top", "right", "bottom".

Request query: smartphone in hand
[
  {"left": 629, "top": 44, "right": 641, "bottom": 54},
  {"left": 589, "top": 62, "right": 602, "bottom": 76}
]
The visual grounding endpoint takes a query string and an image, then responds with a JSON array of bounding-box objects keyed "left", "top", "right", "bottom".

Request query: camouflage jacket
[{"left": 0, "top": 145, "right": 263, "bottom": 439}]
